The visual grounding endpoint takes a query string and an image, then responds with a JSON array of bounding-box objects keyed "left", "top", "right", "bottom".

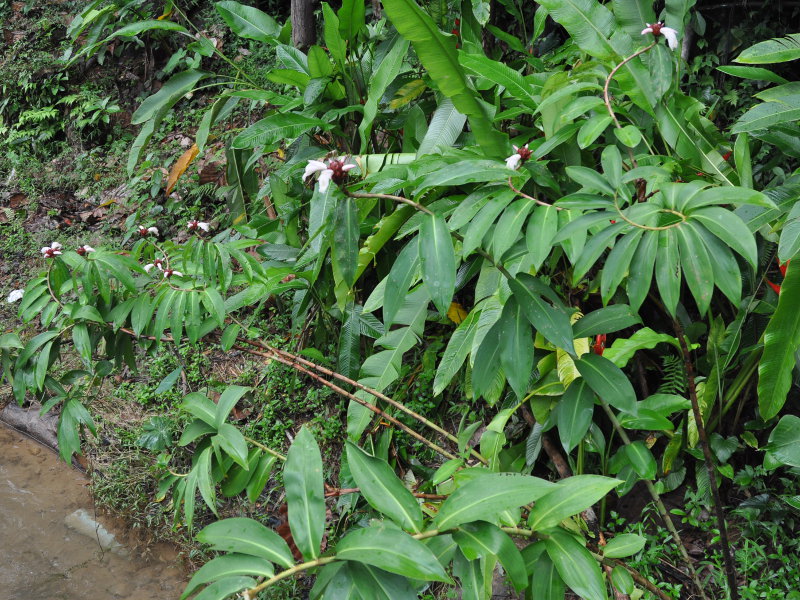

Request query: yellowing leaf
[
  {"left": 390, "top": 79, "right": 427, "bottom": 110},
  {"left": 157, "top": 9, "right": 174, "bottom": 20},
  {"left": 166, "top": 144, "right": 199, "bottom": 195},
  {"left": 447, "top": 301, "right": 468, "bottom": 324}
]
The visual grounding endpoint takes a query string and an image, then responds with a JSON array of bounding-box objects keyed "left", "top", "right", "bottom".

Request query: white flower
[
  {"left": 303, "top": 160, "right": 329, "bottom": 181},
  {"left": 642, "top": 22, "right": 679, "bottom": 51},
  {"left": 40, "top": 243, "right": 63, "bottom": 258},
  {"left": 505, "top": 143, "right": 531, "bottom": 170},
  {"left": 138, "top": 225, "right": 159, "bottom": 237},
  {"left": 188, "top": 220, "right": 210, "bottom": 232},
  {"left": 144, "top": 257, "right": 166, "bottom": 273},
  {"left": 506, "top": 153, "right": 522, "bottom": 170},
  {"left": 303, "top": 158, "right": 356, "bottom": 193},
  {"left": 76, "top": 244, "right": 95, "bottom": 256},
  {"left": 7, "top": 289, "right": 24, "bottom": 303},
  {"left": 163, "top": 269, "right": 183, "bottom": 278}
]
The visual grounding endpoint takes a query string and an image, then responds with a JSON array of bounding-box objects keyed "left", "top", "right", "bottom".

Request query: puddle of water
[{"left": 0, "top": 424, "right": 186, "bottom": 599}]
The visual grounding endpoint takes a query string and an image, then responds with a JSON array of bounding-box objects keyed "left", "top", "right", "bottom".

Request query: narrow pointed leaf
[
  {"left": 345, "top": 442, "right": 423, "bottom": 533},
  {"left": 285, "top": 427, "right": 325, "bottom": 560}
]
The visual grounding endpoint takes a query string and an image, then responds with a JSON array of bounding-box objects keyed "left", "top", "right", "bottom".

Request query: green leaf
[
  {"left": 575, "top": 352, "right": 636, "bottom": 412},
  {"left": 181, "top": 392, "right": 218, "bottom": 427},
  {"left": 527, "top": 205, "right": 559, "bottom": 270},
  {"left": 349, "top": 562, "right": 417, "bottom": 599},
  {"left": 612, "top": 565, "right": 635, "bottom": 594},
  {"left": 530, "top": 551, "right": 566, "bottom": 600},
  {"left": 459, "top": 52, "right": 537, "bottom": 109},
  {"left": 604, "top": 533, "right": 647, "bottom": 558},
  {"left": 322, "top": 3, "right": 347, "bottom": 62},
  {"left": 381, "top": 0, "right": 508, "bottom": 157},
  {"left": 415, "top": 98, "right": 466, "bottom": 157},
  {"left": 232, "top": 113, "right": 327, "bottom": 149},
  {"left": 536, "top": 0, "right": 615, "bottom": 59},
  {"left": 573, "top": 305, "right": 642, "bottom": 338},
  {"left": 336, "top": 524, "right": 451, "bottom": 582},
  {"left": 419, "top": 214, "right": 456, "bottom": 315},
  {"left": 216, "top": 423, "right": 249, "bottom": 469},
  {"left": 72, "top": 323, "right": 92, "bottom": 367},
  {"left": 197, "top": 518, "right": 294, "bottom": 568},
  {"left": 557, "top": 379, "right": 594, "bottom": 453},
  {"left": 434, "top": 307, "right": 480, "bottom": 395},
  {"left": 338, "top": 0, "right": 366, "bottom": 42},
  {"left": 779, "top": 204, "right": 800, "bottom": 261},
  {"left": 565, "top": 166, "right": 614, "bottom": 195},
  {"left": 203, "top": 288, "right": 227, "bottom": 328},
  {"left": 655, "top": 228, "right": 681, "bottom": 316},
  {"left": 603, "top": 327, "right": 681, "bottom": 367},
  {"left": 614, "top": 124, "right": 642, "bottom": 148},
  {"left": 453, "top": 548, "right": 485, "bottom": 600},
  {"left": 528, "top": 475, "right": 621, "bottom": 530},
  {"left": 332, "top": 197, "right": 359, "bottom": 288},
  {"left": 732, "top": 99, "right": 800, "bottom": 134},
  {"left": 215, "top": 385, "right": 250, "bottom": 428},
  {"left": 499, "top": 298, "right": 534, "bottom": 399},
  {"left": 624, "top": 441, "right": 657, "bottom": 479},
  {"left": 758, "top": 261, "right": 800, "bottom": 419},
  {"left": 509, "top": 273, "right": 575, "bottom": 354},
  {"left": 359, "top": 35, "right": 409, "bottom": 149},
  {"left": 717, "top": 65, "right": 789, "bottom": 84},
  {"left": 132, "top": 70, "right": 207, "bottom": 125},
  {"left": 382, "top": 239, "right": 418, "bottom": 327},
  {"left": 454, "top": 522, "right": 528, "bottom": 591},
  {"left": 735, "top": 33, "right": 800, "bottom": 64},
  {"left": 545, "top": 528, "right": 608, "bottom": 600},
  {"left": 181, "top": 554, "right": 274, "bottom": 600},
  {"left": 189, "top": 576, "right": 255, "bottom": 600},
  {"left": 284, "top": 426, "right": 325, "bottom": 560},
  {"left": 216, "top": 1, "right": 280, "bottom": 42},
  {"left": 675, "top": 222, "right": 714, "bottom": 315},
  {"left": 690, "top": 207, "right": 757, "bottom": 267},
  {"left": 16, "top": 330, "right": 60, "bottom": 368},
  {"left": 195, "top": 447, "right": 218, "bottom": 516},
  {"left": 492, "top": 198, "right": 536, "bottom": 260},
  {"left": 247, "top": 453, "right": 277, "bottom": 502},
  {"left": 155, "top": 366, "right": 183, "bottom": 394},
  {"left": 434, "top": 472, "right": 555, "bottom": 529},
  {"left": 577, "top": 114, "right": 612, "bottom": 149},
  {"left": 765, "top": 415, "right": 800, "bottom": 467},
  {"left": 345, "top": 442, "right": 423, "bottom": 533},
  {"left": 601, "top": 230, "right": 644, "bottom": 304}
]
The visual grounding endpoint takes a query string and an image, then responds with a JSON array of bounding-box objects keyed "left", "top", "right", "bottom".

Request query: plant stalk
[
  {"left": 599, "top": 399, "right": 710, "bottom": 600},
  {"left": 673, "top": 321, "right": 739, "bottom": 600}
]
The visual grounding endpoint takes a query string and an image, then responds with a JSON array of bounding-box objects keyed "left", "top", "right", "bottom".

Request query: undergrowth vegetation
[{"left": 2, "top": 0, "right": 800, "bottom": 599}]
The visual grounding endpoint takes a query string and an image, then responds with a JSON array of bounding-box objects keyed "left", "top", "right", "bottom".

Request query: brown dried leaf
[{"left": 165, "top": 144, "right": 199, "bottom": 195}]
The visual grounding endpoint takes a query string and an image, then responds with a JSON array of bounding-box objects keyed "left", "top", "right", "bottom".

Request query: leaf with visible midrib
[
  {"left": 284, "top": 427, "right": 325, "bottom": 560},
  {"left": 335, "top": 525, "right": 451, "bottom": 582},
  {"left": 528, "top": 475, "right": 621, "bottom": 531},
  {"left": 434, "top": 472, "right": 555, "bottom": 529},
  {"left": 345, "top": 442, "right": 423, "bottom": 533},
  {"left": 418, "top": 214, "right": 456, "bottom": 316},
  {"left": 216, "top": 1, "right": 280, "bottom": 42},
  {"left": 758, "top": 260, "right": 800, "bottom": 419},
  {"left": 196, "top": 518, "right": 294, "bottom": 567},
  {"left": 381, "top": 0, "right": 508, "bottom": 157}
]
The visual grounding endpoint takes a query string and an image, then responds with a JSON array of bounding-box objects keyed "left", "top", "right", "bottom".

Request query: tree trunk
[{"left": 291, "top": 0, "right": 316, "bottom": 51}]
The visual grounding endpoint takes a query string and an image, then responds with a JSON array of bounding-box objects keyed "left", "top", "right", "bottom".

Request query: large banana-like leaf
[
  {"left": 758, "top": 260, "right": 800, "bottom": 419},
  {"left": 735, "top": 33, "right": 800, "bottom": 64},
  {"left": 381, "top": 0, "right": 508, "bottom": 157}
]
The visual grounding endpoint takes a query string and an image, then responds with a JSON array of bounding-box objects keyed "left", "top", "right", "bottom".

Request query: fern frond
[{"left": 657, "top": 354, "right": 687, "bottom": 395}]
